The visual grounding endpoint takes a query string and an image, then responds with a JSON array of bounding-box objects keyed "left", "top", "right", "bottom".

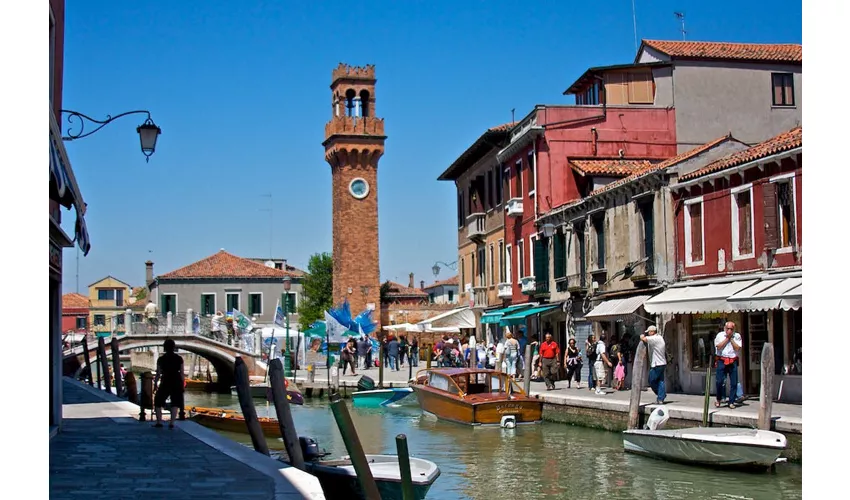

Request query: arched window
[
  {"left": 345, "top": 89, "right": 356, "bottom": 117},
  {"left": 359, "top": 90, "right": 370, "bottom": 117}
]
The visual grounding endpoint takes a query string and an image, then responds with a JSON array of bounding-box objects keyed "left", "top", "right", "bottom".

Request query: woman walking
[
  {"left": 503, "top": 330, "right": 520, "bottom": 377},
  {"left": 564, "top": 338, "right": 582, "bottom": 389},
  {"left": 341, "top": 339, "right": 357, "bottom": 376}
]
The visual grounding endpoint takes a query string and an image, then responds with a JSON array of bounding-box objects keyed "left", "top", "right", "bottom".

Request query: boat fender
[
  {"left": 500, "top": 415, "right": 517, "bottom": 429},
  {"left": 645, "top": 406, "right": 669, "bottom": 431}
]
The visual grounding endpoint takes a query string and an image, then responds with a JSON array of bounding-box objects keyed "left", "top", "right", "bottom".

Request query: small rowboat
[
  {"left": 351, "top": 388, "right": 415, "bottom": 407},
  {"left": 188, "top": 406, "right": 300, "bottom": 438},
  {"left": 184, "top": 378, "right": 215, "bottom": 392}
]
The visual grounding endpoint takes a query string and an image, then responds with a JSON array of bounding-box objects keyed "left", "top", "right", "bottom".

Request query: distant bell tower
[{"left": 323, "top": 63, "right": 385, "bottom": 324}]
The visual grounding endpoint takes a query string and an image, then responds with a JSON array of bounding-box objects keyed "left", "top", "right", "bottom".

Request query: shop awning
[
  {"left": 480, "top": 303, "right": 535, "bottom": 324},
  {"left": 584, "top": 295, "right": 653, "bottom": 321},
  {"left": 643, "top": 279, "right": 759, "bottom": 315},
  {"left": 416, "top": 307, "right": 476, "bottom": 330},
  {"left": 50, "top": 108, "right": 91, "bottom": 255},
  {"left": 726, "top": 276, "right": 802, "bottom": 312},
  {"left": 499, "top": 304, "right": 559, "bottom": 326}
]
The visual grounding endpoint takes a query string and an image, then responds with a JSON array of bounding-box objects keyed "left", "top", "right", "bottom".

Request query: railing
[
  {"left": 466, "top": 213, "right": 486, "bottom": 240},
  {"left": 497, "top": 282, "right": 513, "bottom": 299},
  {"left": 508, "top": 113, "right": 539, "bottom": 144},
  {"left": 566, "top": 272, "right": 587, "bottom": 290},
  {"left": 520, "top": 276, "right": 536, "bottom": 294},
  {"left": 535, "top": 279, "right": 550, "bottom": 296},
  {"left": 505, "top": 198, "right": 523, "bottom": 217}
]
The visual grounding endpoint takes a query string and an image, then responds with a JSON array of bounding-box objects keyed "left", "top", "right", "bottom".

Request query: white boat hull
[
  {"left": 623, "top": 427, "right": 787, "bottom": 469},
  {"left": 305, "top": 454, "right": 440, "bottom": 500}
]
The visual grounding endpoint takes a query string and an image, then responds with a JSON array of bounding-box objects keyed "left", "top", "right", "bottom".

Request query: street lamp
[
  {"left": 432, "top": 260, "right": 458, "bottom": 277},
  {"left": 61, "top": 109, "right": 162, "bottom": 162},
  {"left": 283, "top": 275, "right": 292, "bottom": 377},
  {"left": 541, "top": 223, "right": 556, "bottom": 238}
]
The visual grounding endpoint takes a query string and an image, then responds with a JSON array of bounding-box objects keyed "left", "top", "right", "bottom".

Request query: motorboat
[
  {"left": 410, "top": 368, "right": 542, "bottom": 426},
  {"left": 298, "top": 437, "right": 440, "bottom": 500},
  {"left": 351, "top": 375, "right": 414, "bottom": 407},
  {"left": 187, "top": 406, "right": 300, "bottom": 438},
  {"left": 622, "top": 407, "right": 787, "bottom": 470}
]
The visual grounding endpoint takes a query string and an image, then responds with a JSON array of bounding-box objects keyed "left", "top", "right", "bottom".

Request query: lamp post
[
  {"left": 283, "top": 275, "right": 292, "bottom": 378},
  {"left": 61, "top": 109, "right": 162, "bottom": 162},
  {"left": 432, "top": 260, "right": 458, "bottom": 277}
]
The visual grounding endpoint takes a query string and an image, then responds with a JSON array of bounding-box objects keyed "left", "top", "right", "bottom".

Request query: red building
[
  {"left": 646, "top": 127, "right": 802, "bottom": 401},
  {"left": 61, "top": 293, "right": 90, "bottom": 334}
]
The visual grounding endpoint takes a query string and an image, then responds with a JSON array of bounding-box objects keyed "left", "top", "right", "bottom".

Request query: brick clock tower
[{"left": 323, "top": 63, "right": 385, "bottom": 325}]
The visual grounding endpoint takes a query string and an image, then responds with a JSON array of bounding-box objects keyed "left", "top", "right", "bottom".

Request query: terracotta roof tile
[
  {"left": 159, "top": 250, "right": 301, "bottom": 280},
  {"left": 680, "top": 127, "right": 802, "bottom": 181},
  {"left": 640, "top": 40, "right": 802, "bottom": 63},
  {"left": 589, "top": 135, "right": 736, "bottom": 196},
  {"left": 423, "top": 276, "right": 458, "bottom": 290},
  {"left": 489, "top": 121, "right": 517, "bottom": 132},
  {"left": 384, "top": 281, "right": 429, "bottom": 297},
  {"left": 570, "top": 159, "right": 652, "bottom": 177},
  {"left": 62, "top": 293, "right": 90, "bottom": 309}
]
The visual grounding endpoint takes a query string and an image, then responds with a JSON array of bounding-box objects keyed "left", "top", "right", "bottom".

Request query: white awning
[
  {"left": 727, "top": 277, "right": 802, "bottom": 312},
  {"left": 643, "top": 279, "right": 759, "bottom": 315},
  {"left": 584, "top": 295, "right": 653, "bottom": 321},
  {"left": 416, "top": 307, "right": 476, "bottom": 330}
]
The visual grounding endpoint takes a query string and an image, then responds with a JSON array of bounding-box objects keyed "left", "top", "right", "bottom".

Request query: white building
[{"left": 423, "top": 276, "right": 459, "bottom": 305}]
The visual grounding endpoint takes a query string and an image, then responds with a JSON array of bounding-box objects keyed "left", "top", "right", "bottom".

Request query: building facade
[
  {"left": 87, "top": 276, "right": 135, "bottom": 335},
  {"left": 423, "top": 276, "right": 458, "bottom": 304},
  {"left": 324, "top": 63, "right": 384, "bottom": 324},
  {"left": 148, "top": 250, "right": 304, "bottom": 326},
  {"left": 50, "top": 0, "right": 91, "bottom": 433},
  {"left": 61, "top": 293, "right": 90, "bottom": 334}
]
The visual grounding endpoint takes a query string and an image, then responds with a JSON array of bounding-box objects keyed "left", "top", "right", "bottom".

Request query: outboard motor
[
  {"left": 357, "top": 375, "right": 375, "bottom": 392},
  {"left": 299, "top": 436, "right": 321, "bottom": 461},
  {"left": 500, "top": 415, "right": 517, "bottom": 429},
  {"left": 644, "top": 406, "right": 670, "bottom": 431}
]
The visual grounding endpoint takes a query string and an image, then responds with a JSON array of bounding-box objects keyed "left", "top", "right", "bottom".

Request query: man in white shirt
[
  {"left": 594, "top": 334, "right": 613, "bottom": 395},
  {"left": 210, "top": 311, "right": 225, "bottom": 342},
  {"left": 144, "top": 300, "right": 158, "bottom": 333},
  {"left": 641, "top": 325, "right": 667, "bottom": 404},
  {"left": 714, "top": 321, "right": 743, "bottom": 409}
]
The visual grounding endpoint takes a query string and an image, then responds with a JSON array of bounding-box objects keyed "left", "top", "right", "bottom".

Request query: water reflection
[{"left": 182, "top": 392, "right": 801, "bottom": 500}]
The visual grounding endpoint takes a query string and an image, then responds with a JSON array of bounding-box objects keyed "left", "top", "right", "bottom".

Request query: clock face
[{"left": 349, "top": 178, "right": 370, "bottom": 199}]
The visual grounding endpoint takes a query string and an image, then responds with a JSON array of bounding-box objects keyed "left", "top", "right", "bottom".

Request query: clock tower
[{"left": 323, "top": 63, "right": 385, "bottom": 323}]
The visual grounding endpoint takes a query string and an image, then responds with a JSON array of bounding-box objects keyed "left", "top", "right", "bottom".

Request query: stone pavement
[{"left": 50, "top": 378, "right": 325, "bottom": 500}]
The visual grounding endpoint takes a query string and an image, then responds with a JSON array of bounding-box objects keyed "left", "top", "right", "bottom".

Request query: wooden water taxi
[
  {"left": 184, "top": 378, "right": 215, "bottom": 392},
  {"left": 187, "top": 406, "right": 300, "bottom": 438},
  {"left": 410, "top": 368, "right": 542, "bottom": 426}
]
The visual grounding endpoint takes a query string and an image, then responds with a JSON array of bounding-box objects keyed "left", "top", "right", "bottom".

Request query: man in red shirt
[{"left": 539, "top": 331, "right": 561, "bottom": 391}]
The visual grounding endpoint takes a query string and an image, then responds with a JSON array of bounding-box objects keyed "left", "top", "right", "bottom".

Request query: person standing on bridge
[
  {"left": 153, "top": 338, "right": 184, "bottom": 429},
  {"left": 145, "top": 300, "right": 159, "bottom": 334}
]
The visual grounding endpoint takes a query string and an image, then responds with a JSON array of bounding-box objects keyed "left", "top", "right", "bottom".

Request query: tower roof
[{"left": 331, "top": 63, "right": 376, "bottom": 86}]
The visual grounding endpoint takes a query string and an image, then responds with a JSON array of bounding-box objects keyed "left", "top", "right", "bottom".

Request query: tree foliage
[{"left": 297, "top": 252, "right": 334, "bottom": 331}]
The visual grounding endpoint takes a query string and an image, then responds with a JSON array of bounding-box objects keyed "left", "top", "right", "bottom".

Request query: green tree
[{"left": 297, "top": 252, "right": 334, "bottom": 331}]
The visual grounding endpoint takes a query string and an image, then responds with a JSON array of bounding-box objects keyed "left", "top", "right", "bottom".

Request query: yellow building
[{"left": 88, "top": 276, "right": 137, "bottom": 335}]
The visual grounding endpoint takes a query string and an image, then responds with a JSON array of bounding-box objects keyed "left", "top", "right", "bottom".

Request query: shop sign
[{"left": 50, "top": 240, "right": 62, "bottom": 272}]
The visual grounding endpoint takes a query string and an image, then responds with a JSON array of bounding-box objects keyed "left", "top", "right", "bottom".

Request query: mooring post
[
  {"left": 269, "top": 359, "right": 305, "bottom": 470},
  {"left": 426, "top": 344, "right": 432, "bottom": 369},
  {"left": 395, "top": 434, "right": 416, "bottom": 500},
  {"left": 758, "top": 342, "right": 775, "bottom": 430},
  {"left": 627, "top": 341, "right": 648, "bottom": 429},
  {"left": 469, "top": 335, "right": 477, "bottom": 369},
  {"left": 139, "top": 371, "right": 153, "bottom": 421},
  {"left": 332, "top": 366, "right": 340, "bottom": 392},
  {"left": 81, "top": 336, "right": 94, "bottom": 386},
  {"left": 523, "top": 344, "right": 533, "bottom": 394},
  {"left": 329, "top": 393, "right": 381, "bottom": 500},
  {"left": 378, "top": 344, "right": 385, "bottom": 389},
  {"left": 110, "top": 337, "right": 123, "bottom": 397},
  {"left": 703, "top": 363, "right": 712, "bottom": 427},
  {"left": 97, "top": 336, "right": 112, "bottom": 394},
  {"left": 125, "top": 371, "right": 138, "bottom": 405},
  {"left": 234, "top": 357, "right": 270, "bottom": 456}
]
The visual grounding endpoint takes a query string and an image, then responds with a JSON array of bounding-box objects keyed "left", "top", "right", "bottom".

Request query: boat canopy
[
  {"left": 480, "top": 303, "right": 535, "bottom": 324},
  {"left": 499, "top": 304, "right": 559, "bottom": 326}
]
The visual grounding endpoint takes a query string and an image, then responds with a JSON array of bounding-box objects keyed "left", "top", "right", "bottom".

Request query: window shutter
[
  {"left": 690, "top": 204, "right": 703, "bottom": 262},
  {"left": 533, "top": 238, "right": 545, "bottom": 279},
  {"left": 763, "top": 183, "right": 779, "bottom": 251},
  {"left": 554, "top": 232, "right": 566, "bottom": 279},
  {"left": 605, "top": 72, "right": 628, "bottom": 105},
  {"left": 628, "top": 71, "right": 654, "bottom": 104}
]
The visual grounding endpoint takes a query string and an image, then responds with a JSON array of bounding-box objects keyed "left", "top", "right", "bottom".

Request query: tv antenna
[
  {"left": 511, "top": 108, "right": 515, "bottom": 123},
  {"left": 631, "top": 0, "right": 639, "bottom": 53},
  {"left": 674, "top": 12, "right": 686, "bottom": 40}
]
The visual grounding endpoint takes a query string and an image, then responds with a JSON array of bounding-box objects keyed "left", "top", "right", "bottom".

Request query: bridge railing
[{"left": 128, "top": 311, "right": 260, "bottom": 353}]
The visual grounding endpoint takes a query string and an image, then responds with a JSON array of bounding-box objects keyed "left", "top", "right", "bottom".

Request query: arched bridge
[{"left": 63, "top": 333, "right": 268, "bottom": 390}]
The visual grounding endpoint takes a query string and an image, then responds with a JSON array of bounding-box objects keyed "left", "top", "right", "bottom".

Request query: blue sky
[{"left": 59, "top": 0, "right": 801, "bottom": 293}]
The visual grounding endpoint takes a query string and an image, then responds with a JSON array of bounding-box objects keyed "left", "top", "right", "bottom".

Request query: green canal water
[{"left": 183, "top": 391, "right": 802, "bottom": 500}]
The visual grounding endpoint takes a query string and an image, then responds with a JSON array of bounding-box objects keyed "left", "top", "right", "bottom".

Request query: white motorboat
[{"left": 622, "top": 407, "right": 787, "bottom": 470}]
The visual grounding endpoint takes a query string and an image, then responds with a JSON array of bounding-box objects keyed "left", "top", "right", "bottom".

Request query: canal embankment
[{"left": 50, "top": 377, "right": 326, "bottom": 500}]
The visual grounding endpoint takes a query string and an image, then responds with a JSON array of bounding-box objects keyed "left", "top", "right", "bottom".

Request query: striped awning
[
  {"left": 726, "top": 276, "right": 801, "bottom": 312},
  {"left": 480, "top": 303, "right": 535, "bottom": 324},
  {"left": 584, "top": 295, "right": 653, "bottom": 321},
  {"left": 50, "top": 108, "right": 90, "bottom": 255}
]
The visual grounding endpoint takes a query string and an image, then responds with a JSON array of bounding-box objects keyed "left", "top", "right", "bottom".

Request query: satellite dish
[{"left": 264, "top": 260, "right": 275, "bottom": 268}]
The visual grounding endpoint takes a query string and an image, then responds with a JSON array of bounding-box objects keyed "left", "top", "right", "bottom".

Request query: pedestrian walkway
[{"left": 50, "top": 378, "right": 325, "bottom": 500}]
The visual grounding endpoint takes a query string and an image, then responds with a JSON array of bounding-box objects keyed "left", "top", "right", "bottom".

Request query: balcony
[
  {"left": 466, "top": 212, "right": 486, "bottom": 241},
  {"left": 520, "top": 276, "right": 536, "bottom": 295},
  {"left": 535, "top": 279, "right": 550, "bottom": 297},
  {"left": 567, "top": 272, "right": 588, "bottom": 293},
  {"left": 497, "top": 282, "right": 513, "bottom": 299},
  {"left": 472, "top": 286, "right": 488, "bottom": 308},
  {"left": 505, "top": 198, "right": 523, "bottom": 217}
]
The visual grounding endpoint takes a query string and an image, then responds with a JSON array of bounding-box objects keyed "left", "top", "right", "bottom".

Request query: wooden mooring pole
[
  {"left": 378, "top": 344, "right": 385, "bottom": 389},
  {"left": 269, "top": 359, "right": 305, "bottom": 470},
  {"left": 97, "top": 337, "right": 112, "bottom": 394},
  {"left": 758, "top": 342, "right": 775, "bottom": 430},
  {"left": 81, "top": 336, "right": 94, "bottom": 386},
  {"left": 522, "top": 344, "right": 533, "bottom": 395},
  {"left": 627, "top": 341, "right": 648, "bottom": 430},
  {"left": 426, "top": 344, "right": 432, "bottom": 369},
  {"left": 125, "top": 372, "right": 138, "bottom": 405},
  {"left": 110, "top": 337, "right": 123, "bottom": 397},
  {"left": 329, "top": 393, "right": 381, "bottom": 500},
  {"left": 395, "top": 434, "right": 416, "bottom": 500},
  {"left": 234, "top": 357, "right": 270, "bottom": 456},
  {"left": 703, "top": 363, "right": 712, "bottom": 427},
  {"left": 139, "top": 371, "right": 153, "bottom": 421}
]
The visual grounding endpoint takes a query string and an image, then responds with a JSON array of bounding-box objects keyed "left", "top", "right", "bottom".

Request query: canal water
[{"left": 183, "top": 391, "right": 801, "bottom": 500}]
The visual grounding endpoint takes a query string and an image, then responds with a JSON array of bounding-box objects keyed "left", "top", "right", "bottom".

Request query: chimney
[
  {"left": 408, "top": 272, "right": 414, "bottom": 289},
  {"left": 145, "top": 261, "right": 154, "bottom": 285},
  {"left": 420, "top": 280, "right": 425, "bottom": 290}
]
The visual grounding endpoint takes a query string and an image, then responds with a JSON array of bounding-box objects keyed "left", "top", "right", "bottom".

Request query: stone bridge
[{"left": 63, "top": 333, "right": 267, "bottom": 390}]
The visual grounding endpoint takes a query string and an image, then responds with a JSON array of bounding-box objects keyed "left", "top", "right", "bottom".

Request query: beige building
[{"left": 87, "top": 276, "right": 139, "bottom": 335}]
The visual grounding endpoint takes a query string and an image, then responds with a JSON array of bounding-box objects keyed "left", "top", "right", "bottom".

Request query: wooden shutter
[
  {"left": 554, "top": 232, "right": 566, "bottom": 279},
  {"left": 641, "top": 203, "right": 655, "bottom": 274},
  {"left": 690, "top": 204, "right": 703, "bottom": 262},
  {"left": 628, "top": 71, "right": 654, "bottom": 104},
  {"left": 763, "top": 182, "right": 779, "bottom": 251},
  {"left": 534, "top": 237, "right": 547, "bottom": 281},
  {"left": 605, "top": 72, "right": 628, "bottom": 105},
  {"left": 738, "top": 191, "right": 753, "bottom": 254}
]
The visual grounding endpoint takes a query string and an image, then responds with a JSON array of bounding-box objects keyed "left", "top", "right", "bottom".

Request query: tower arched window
[
  {"left": 359, "top": 90, "right": 370, "bottom": 117},
  {"left": 345, "top": 89, "right": 356, "bottom": 117}
]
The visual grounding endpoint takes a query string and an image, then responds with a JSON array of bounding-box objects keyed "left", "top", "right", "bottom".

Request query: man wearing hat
[{"left": 641, "top": 325, "right": 667, "bottom": 405}]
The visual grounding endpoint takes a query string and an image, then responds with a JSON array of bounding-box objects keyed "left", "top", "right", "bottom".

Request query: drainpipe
[{"left": 591, "top": 128, "right": 598, "bottom": 156}]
